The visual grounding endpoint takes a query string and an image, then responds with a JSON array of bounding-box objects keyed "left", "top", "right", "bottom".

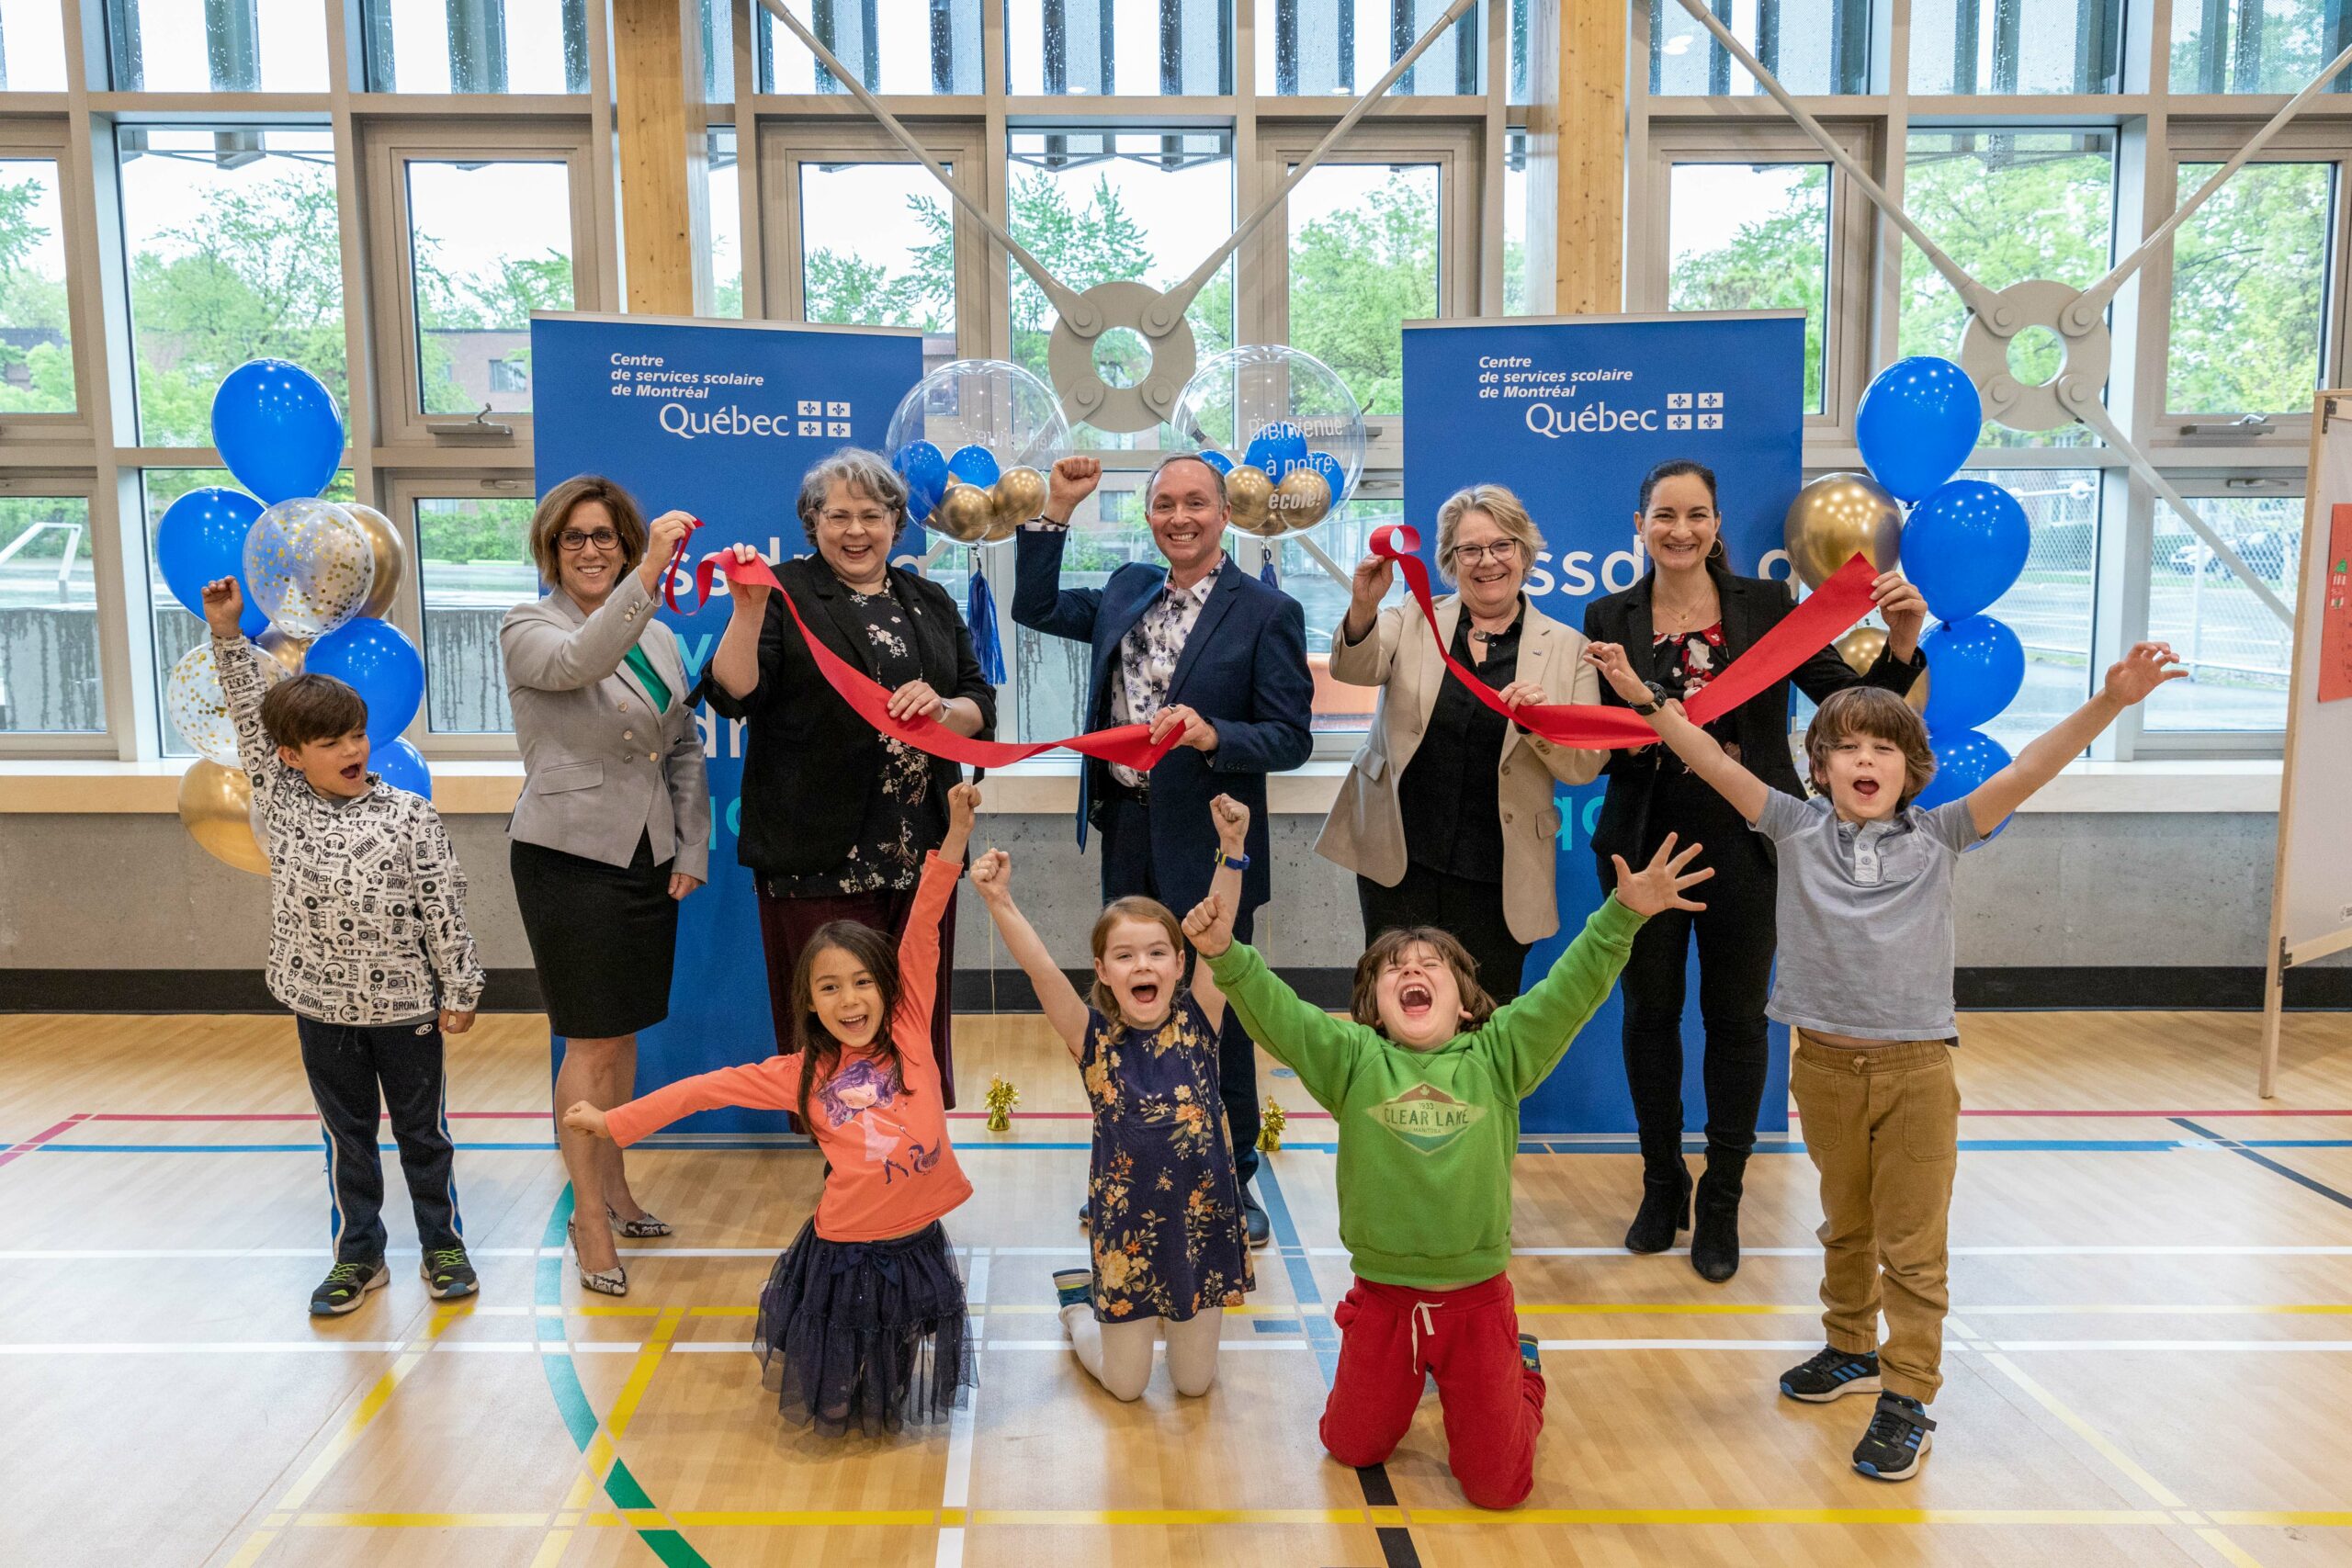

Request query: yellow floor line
[
  {"left": 1409, "top": 1507, "right": 2175, "bottom": 1526},
  {"left": 526, "top": 1529, "right": 571, "bottom": 1567},
  {"left": 603, "top": 1308, "right": 683, "bottom": 1438},
  {"left": 294, "top": 1512, "right": 551, "bottom": 1528}
]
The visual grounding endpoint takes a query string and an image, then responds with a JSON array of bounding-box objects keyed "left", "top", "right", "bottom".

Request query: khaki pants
[{"left": 1791, "top": 1033, "right": 1960, "bottom": 1403}]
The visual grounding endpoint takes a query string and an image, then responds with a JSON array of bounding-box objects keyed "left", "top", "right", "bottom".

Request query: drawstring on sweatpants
[{"left": 1410, "top": 1300, "right": 1442, "bottom": 1366}]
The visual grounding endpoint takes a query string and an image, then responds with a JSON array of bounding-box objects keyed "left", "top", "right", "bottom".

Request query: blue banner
[
  {"left": 530, "top": 313, "right": 925, "bottom": 1131},
  {"left": 1401, "top": 311, "right": 1806, "bottom": 1134}
]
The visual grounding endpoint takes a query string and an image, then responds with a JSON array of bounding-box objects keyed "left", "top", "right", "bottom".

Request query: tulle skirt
[{"left": 755, "top": 1216, "right": 976, "bottom": 1438}]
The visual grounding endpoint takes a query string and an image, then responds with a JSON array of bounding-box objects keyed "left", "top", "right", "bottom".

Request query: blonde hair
[{"left": 1434, "top": 484, "right": 1543, "bottom": 587}]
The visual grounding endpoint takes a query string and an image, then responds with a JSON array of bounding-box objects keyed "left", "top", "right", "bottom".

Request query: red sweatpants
[{"left": 1318, "top": 1273, "right": 1544, "bottom": 1510}]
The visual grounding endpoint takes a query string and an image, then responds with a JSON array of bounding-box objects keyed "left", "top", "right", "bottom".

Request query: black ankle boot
[
  {"left": 1624, "top": 1133, "right": 1691, "bottom": 1254},
  {"left": 1690, "top": 1146, "right": 1748, "bottom": 1282}
]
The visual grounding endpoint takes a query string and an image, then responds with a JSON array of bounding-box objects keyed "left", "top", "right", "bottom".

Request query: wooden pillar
[
  {"left": 1528, "top": 0, "right": 1626, "bottom": 316},
  {"left": 614, "top": 0, "right": 712, "bottom": 316}
]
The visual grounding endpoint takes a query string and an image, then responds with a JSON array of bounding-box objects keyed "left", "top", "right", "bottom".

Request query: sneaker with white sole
[
  {"left": 1780, "top": 1345, "right": 1883, "bottom": 1403},
  {"left": 420, "top": 1245, "right": 479, "bottom": 1300},
  {"left": 1851, "top": 1392, "right": 1936, "bottom": 1481},
  {"left": 310, "top": 1258, "right": 389, "bottom": 1316}
]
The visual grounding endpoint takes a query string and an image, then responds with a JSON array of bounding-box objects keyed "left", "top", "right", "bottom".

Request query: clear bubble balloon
[
  {"left": 1172, "top": 344, "right": 1366, "bottom": 536},
  {"left": 166, "top": 641, "right": 285, "bottom": 769},
  {"left": 883, "top": 360, "right": 1070, "bottom": 532},
  {"left": 243, "top": 498, "right": 375, "bottom": 638}
]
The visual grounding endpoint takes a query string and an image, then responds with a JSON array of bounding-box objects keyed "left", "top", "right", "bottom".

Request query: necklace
[{"left": 1652, "top": 585, "right": 1717, "bottom": 635}]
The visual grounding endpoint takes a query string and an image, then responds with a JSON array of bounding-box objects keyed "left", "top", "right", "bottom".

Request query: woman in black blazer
[
  {"left": 706, "top": 448, "right": 996, "bottom": 1104},
  {"left": 1585, "top": 459, "right": 1926, "bottom": 1281}
]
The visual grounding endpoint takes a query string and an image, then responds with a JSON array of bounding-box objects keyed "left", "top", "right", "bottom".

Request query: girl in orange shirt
[{"left": 564, "top": 782, "right": 981, "bottom": 1438}]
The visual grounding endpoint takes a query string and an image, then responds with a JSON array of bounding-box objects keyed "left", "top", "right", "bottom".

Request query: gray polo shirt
[{"left": 1752, "top": 789, "right": 1984, "bottom": 1042}]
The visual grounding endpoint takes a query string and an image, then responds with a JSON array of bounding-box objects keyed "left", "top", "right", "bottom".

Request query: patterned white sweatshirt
[{"left": 217, "top": 634, "right": 487, "bottom": 1024}]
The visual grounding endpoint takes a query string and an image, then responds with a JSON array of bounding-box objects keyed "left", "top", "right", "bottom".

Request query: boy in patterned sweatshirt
[
  {"left": 203, "top": 579, "right": 487, "bottom": 1317},
  {"left": 1183, "top": 819, "right": 1711, "bottom": 1509}
]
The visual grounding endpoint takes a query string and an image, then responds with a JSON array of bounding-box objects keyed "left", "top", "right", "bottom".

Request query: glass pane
[
  {"left": 1510, "top": 0, "right": 1527, "bottom": 98},
  {"left": 120, "top": 128, "right": 344, "bottom": 448},
  {"left": 1973, "top": 466, "right": 2097, "bottom": 754},
  {"left": 1907, "top": 0, "right": 2122, "bottom": 92},
  {"left": 1288, "top": 163, "right": 1438, "bottom": 418},
  {"left": 2171, "top": 0, "right": 2352, "bottom": 93},
  {"left": 1504, "top": 128, "right": 1532, "bottom": 315},
  {"left": 1900, "top": 130, "right": 2113, "bottom": 449},
  {"left": 109, "top": 0, "right": 327, "bottom": 90},
  {"left": 362, "top": 0, "right": 587, "bottom": 93},
  {"left": 1667, "top": 162, "right": 1830, "bottom": 414},
  {"left": 0, "top": 160, "right": 74, "bottom": 414},
  {"left": 416, "top": 496, "right": 540, "bottom": 733},
  {"left": 800, "top": 160, "right": 956, "bottom": 358},
  {"left": 2167, "top": 162, "right": 2335, "bottom": 414},
  {"left": 407, "top": 160, "right": 576, "bottom": 415},
  {"left": 1012, "top": 0, "right": 1231, "bottom": 93},
  {"left": 705, "top": 0, "right": 735, "bottom": 100},
  {"left": 1257, "top": 0, "right": 1480, "bottom": 95},
  {"left": 0, "top": 0, "right": 69, "bottom": 90},
  {"left": 0, "top": 497, "right": 99, "bottom": 733},
  {"left": 1651, "top": 0, "right": 1871, "bottom": 94},
  {"left": 1276, "top": 494, "right": 1404, "bottom": 731},
  {"left": 1006, "top": 130, "right": 1234, "bottom": 449},
  {"left": 762, "top": 0, "right": 981, "bottom": 92},
  {"left": 2143, "top": 492, "right": 2300, "bottom": 731},
  {"left": 1014, "top": 479, "right": 1155, "bottom": 739},
  {"left": 708, "top": 128, "right": 742, "bottom": 317}
]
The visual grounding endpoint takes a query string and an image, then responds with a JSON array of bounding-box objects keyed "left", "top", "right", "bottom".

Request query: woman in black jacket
[
  {"left": 706, "top": 447, "right": 996, "bottom": 1105},
  {"left": 1585, "top": 458, "right": 1926, "bottom": 1280}
]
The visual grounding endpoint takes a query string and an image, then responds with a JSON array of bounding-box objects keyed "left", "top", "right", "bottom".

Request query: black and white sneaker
[
  {"left": 310, "top": 1258, "right": 389, "bottom": 1316},
  {"left": 1779, "top": 1345, "right": 1883, "bottom": 1403},
  {"left": 1851, "top": 1393, "right": 1936, "bottom": 1481},
  {"left": 420, "top": 1245, "right": 479, "bottom": 1300}
]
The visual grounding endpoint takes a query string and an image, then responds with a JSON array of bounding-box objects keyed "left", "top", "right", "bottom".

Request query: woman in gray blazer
[{"left": 503, "top": 475, "right": 711, "bottom": 1295}]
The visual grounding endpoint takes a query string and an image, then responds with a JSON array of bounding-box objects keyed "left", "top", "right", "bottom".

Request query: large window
[
  {"left": 2171, "top": 0, "right": 2352, "bottom": 93},
  {"left": 0, "top": 159, "right": 74, "bottom": 415},
  {"left": 1652, "top": 0, "right": 1870, "bottom": 95},
  {"left": 405, "top": 160, "right": 577, "bottom": 416},
  {"left": 1908, "top": 0, "right": 2124, "bottom": 92},
  {"left": 0, "top": 0, "right": 67, "bottom": 90},
  {"left": 1016, "top": 0, "right": 1232, "bottom": 94},
  {"left": 1667, "top": 161, "right": 1833, "bottom": 412},
  {"left": 2166, "top": 161, "right": 2335, "bottom": 416},
  {"left": 1977, "top": 468, "right": 2099, "bottom": 753},
  {"left": 0, "top": 496, "right": 98, "bottom": 734},
  {"left": 1286, "top": 163, "right": 1439, "bottom": 417},
  {"left": 107, "top": 0, "right": 328, "bottom": 91},
  {"left": 2143, "top": 491, "right": 2302, "bottom": 732},
  {"left": 1256, "top": 0, "right": 1481, "bottom": 96},
  {"left": 761, "top": 0, "right": 982, "bottom": 92},
  {"left": 362, "top": 0, "right": 588, "bottom": 93},
  {"left": 414, "top": 495, "right": 540, "bottom": 734}
]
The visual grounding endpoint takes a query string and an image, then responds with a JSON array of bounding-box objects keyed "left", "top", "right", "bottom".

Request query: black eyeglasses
[{"left": 559, "top": 528, "right": 621, "bottom": 552}]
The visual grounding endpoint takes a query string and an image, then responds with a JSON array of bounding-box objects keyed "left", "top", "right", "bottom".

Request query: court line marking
[
  {"left": 0, "top": 1112, "right": 88, "bottom": 1169},
  {"left": 21, "top": 1136, "right": 2352, "bottom": 1157},
  {"left": 935, "top": 1247, "right": 988, "bottom": 1568},
  {"left": 2175, "top": 1119, "right": 2352, "bottom": 1213}
]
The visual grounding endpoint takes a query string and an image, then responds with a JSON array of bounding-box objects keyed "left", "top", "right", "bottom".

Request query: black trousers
[
  {"left": 1598, "top": 800, "right": 1777, "bottom": 1156},
  {"left": 296, "top": 1015, "right": 463, "bottom": 1263},
  {"left": 1356, "top": 863, "right": 1532, "bottom": 1004},
  {"left": 1099, "top": 795, "right": 1261, "bottom": 1190}
]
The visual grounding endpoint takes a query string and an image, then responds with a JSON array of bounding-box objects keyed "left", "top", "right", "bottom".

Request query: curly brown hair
[
  {"left": 1804, "top": 686, "right": 1938, "bottom": 807},
  {"left": 1349, "top": 926, "right": 1498, "bottom": 1039}
]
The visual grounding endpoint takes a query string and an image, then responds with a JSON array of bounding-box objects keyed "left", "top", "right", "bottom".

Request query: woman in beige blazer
[
  {"left": 1315, "top": 484, "right": 1604, "bottom": 1001},
  {"left": 503, "top": 475, "right": 711, "bottom": 1295}
]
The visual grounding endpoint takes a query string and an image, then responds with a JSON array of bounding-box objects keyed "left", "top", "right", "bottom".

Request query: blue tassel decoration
[
  {"left": 1259, "top": 551, "right": 1279, "bottom": 589},
  {"left": 967, "top": 566, "right": 1006, "bottom": 685}
]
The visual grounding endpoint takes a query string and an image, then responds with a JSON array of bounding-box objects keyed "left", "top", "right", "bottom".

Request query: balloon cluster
[
  {"left": 1172, "top": 344, "right": 1366, "bottom": 539},
  {"left": 1784, "top": 356, "right": 2031, "bottom": 818},
  {"left": 886, "top": 359, "right": 1069, "bottom": 547},
  {"left": 154, "top": 360, "right": 429, "bottom": 875}
]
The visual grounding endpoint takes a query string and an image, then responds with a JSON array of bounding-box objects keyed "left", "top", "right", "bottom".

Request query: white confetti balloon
[
  {"left": 243, "top": 498, "right": 375, "bottom": 638},
  {"left": 166, "top": 641, "right": 285, "bottom": 769}
]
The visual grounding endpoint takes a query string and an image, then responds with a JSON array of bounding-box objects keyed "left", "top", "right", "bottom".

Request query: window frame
[
  {"left": 0, "top": 124, "right": 96, "bottom": 449},
  {"left": 379, "top": 468, "right": 540, "bottom": 759}
]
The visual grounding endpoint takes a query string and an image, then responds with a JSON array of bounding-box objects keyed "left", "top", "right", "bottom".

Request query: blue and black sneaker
[
  {"left": 1851, "top": 1392, "right": 1936, "bottom": 1481},
  {"left": 1519, "top": 1333, "right": 1542, "bottom": 1375},
  {"left": 1052, "top": 1269, "right": 1093, "bottom": 1313},
  {"left": 420, "top": 1244, "right": 479, "bottom": 1301},
  {"left": 309, "top": 1258, "right": 388, "bottom": 1316},
  {"left": 1779, "top": 1344, "right": 1882, "bottom": 1403}
]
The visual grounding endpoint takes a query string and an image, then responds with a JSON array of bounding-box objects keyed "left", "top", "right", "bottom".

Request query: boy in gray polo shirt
[{"left": 1587, "top": 636, "right": 2182, "bottom": 1482}]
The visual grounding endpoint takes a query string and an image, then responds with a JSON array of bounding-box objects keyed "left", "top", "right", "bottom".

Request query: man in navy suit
[{"left": 1015, "top": 452, "right": 1314, "bottom": 1247}]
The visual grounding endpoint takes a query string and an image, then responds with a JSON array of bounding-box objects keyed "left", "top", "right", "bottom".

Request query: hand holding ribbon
[{"left": 1364, "top": 524, "right": 1884, "bottom": 750}]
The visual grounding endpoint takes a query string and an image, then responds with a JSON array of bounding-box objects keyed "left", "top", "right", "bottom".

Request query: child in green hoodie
[{"left": 1185, "top": 813, "right": 1710, "bottom": 1509}]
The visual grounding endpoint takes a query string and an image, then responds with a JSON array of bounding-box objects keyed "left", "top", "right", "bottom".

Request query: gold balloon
[
  {"left": 1833, "top": 626, "right": 1930, "bottom": 714},
  {"left": 930, "top": 480, "right": 994, "bottom": 544},
  {"left": 177, "top": 760, "right": 269, "bottom": 876},
  {"left": 256, "top": 627, "right": 309, "bottom": 676},
  {"left": 1224, "top": 465, "right": 1277, "bottom": 536},
  {"left": 1784, "top": 472, "right": 1904, "bottom": 589},
  {"left": 988, "top": 467, "right": 1047, "bottom": 542},
  {"left": 346, "top": 503, "right": 408, "bottom": 621},
  {"left": 1271, "top": 468, "right": 1332, "bottom": 533}
]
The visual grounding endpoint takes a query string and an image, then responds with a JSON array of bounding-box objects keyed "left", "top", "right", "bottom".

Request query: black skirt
[
  {"left": 756, "top": 1216, "right": 975, "bottom": 1438},
  {"left": 511, "top": 831, "right": 679, "bottom": 1038}
]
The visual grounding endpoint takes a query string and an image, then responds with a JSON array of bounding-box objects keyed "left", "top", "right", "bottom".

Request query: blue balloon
[
  {"left": 944, "top": 445, "right": 1000, "bottom": 489},
  {"left": 1920, "top": 615, "right": 2025, "bottom": 733},
  {"left": 154, "top": 486, "right": 267, "bottom": 636},
  {"left": 306, "top": 616, "right": 424, "bottom": 744},
  {"left": 1305, "top": 450, "right": 1346, "bottom": 501},
  {"left": 373, "top": 737, "right": 432, "bottom": 800},
  {"left": 1855, "top": 356, "right": 1982, "bottom": 503},
  {"left": 893, "top": 440, "right": 949, "bottom": 521},
  {"left": 1903, "top": 479, "right": 2030, "bottom": 622},
  {"left": 1243, "top": 421, "right": 1308, "bottom": 480},
  {"left": 1195, "top": 449, "right": 1234, "bottom": 476},
  {"left": 1915, "top": 727, "right": 2011, "bottom": 813},
  {"left": 210, "top": 359, "right": 345, "bottom": 506}
]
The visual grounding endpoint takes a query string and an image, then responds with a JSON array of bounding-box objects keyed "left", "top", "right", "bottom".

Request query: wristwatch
[
  {"left": 1629, "top": 682, "right": 1668, "bottom": 717},
  {"left": 1214, "top": 849, "right": 1250, "bottom": 872}
]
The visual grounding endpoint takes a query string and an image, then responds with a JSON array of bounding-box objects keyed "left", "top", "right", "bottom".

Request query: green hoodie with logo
[{"left": 1206, "top": 897, "right": 1645, "bottom": 1290}]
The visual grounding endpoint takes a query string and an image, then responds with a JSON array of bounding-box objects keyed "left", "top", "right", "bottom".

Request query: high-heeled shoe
[
  {"left": 568, "top": 1219, "right": 628, "bottom": 1297},
  {"left": 607, "top": 1202, "right": 673, "bottom": 1239}
]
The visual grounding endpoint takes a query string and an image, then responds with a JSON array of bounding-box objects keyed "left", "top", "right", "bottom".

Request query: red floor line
[
  {"left": 76, "top": 1108, "right": 1338, "bottom": 1123},
  {"left": 0, "top": 1113, "right": 91, "bottom": 1168}
]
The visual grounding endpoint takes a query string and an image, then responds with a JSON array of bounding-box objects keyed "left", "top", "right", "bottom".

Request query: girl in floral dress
[{"left": 968, "top": 795, "right": 1257, "bottom": 1401}]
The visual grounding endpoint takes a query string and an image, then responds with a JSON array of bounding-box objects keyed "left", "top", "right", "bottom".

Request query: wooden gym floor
[{"left": 5, "top": 1006, "right": 2352, "bottom": 1567}]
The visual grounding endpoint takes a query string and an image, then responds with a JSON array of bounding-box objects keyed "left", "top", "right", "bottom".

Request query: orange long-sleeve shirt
[{"left": 605, "top": 852, "right": 972, "bottom": 1242}]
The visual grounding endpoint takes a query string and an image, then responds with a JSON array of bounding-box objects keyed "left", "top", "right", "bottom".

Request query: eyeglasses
[
  {"left": 558, "top": 528, "right": 621, "bottom": 553},
  {"left": 1453, "top": 540, "right": 1521, "bottom": 566},
  {"left": 820, "top": 509, "right": 896, "bottom": 530}
]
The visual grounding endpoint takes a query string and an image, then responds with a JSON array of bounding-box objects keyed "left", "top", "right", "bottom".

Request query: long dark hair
[
  {"left": 789, "top": 919, "right": 913, "bottom": 1125},
  {"left": 1635, "top": 458, "right": 1727, "bottom": 568}
]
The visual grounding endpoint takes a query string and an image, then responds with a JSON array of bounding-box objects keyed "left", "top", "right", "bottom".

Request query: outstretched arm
[
  {"left": 1188, "top": 794, "right": 1252, "bottom": 1036},
  {"left": 970, "top": 849, "right": 1091, "bottom": 1058},
  {"left": 1586, "top": 641, "right": 1771, "bottom": 823},
  {"left": 1187, "top": 894, "right": 1364, "bottom": 1109},
  {"left": 1966, "top": 641, "right": 2184, "bottom": 837}
]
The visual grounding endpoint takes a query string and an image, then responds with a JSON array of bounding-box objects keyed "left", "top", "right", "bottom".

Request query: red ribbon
[
  {"left": 677, "top": 527, "right": 1182, "bottom": 773},
  {"left": 1366, "top": 524, "right": 1884, "bottom": 750}
]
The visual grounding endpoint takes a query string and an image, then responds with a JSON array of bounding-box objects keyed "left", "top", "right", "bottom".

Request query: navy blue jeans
[{"left": 296, "top": 1015, "right": 463, "bottom": 1263}]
